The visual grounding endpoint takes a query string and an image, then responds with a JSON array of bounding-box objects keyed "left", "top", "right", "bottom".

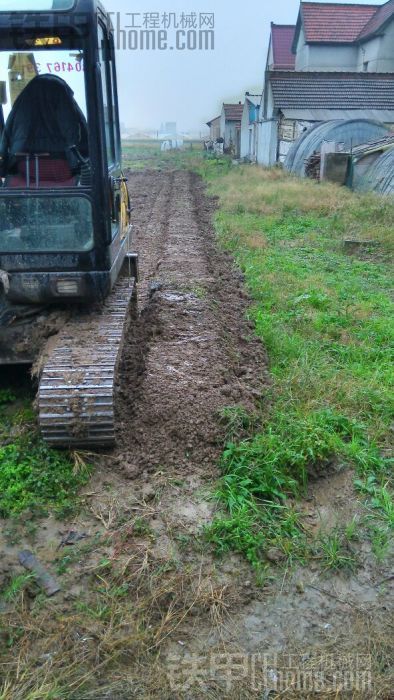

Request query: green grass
[
  {"left": 122, "top": 139, "right": 207, "bottom": 171},
  {"left": 201, "top": 165, "right": 393, "bottom": 573},
  {"left": 1, "top": 573, "right": 34, "bottom": 603},
  {"left": 316, "top": 531, "right": 357, "bottom": 572},
  {"left": 0, "top": 392, "right": 91, "bottom": 519}
]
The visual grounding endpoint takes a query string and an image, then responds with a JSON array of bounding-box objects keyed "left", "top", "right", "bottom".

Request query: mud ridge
[{"left": 109, "top": 169, "right": 269, "bottom": 477}]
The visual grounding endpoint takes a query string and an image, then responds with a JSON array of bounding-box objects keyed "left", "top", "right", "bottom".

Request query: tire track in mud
[{"left": 112, "top": 169, "right": 269, "bottom": 477}]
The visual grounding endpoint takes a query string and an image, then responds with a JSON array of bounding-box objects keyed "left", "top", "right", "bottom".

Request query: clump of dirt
[{"left": 0, "top": 298, "right": 70, "bottom": 367}]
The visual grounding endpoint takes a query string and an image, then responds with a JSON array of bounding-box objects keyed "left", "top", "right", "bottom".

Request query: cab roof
[{"left": 0, "top": 0, "right": 110, "bottom": 17}]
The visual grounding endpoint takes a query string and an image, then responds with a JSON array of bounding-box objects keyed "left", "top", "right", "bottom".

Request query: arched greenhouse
[{"left": 284, "top": 119, "right": 391, "bottom": 176}]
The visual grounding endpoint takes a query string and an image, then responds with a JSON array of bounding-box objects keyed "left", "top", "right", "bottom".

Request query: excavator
[{"left": 0, "top": 0, "right": 138, "bottom": 448}]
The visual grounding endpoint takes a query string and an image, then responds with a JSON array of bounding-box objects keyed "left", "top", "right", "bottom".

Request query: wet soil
[
  {"left": 111, "top": 169, "right": 269, "bottom": 477},
  {"left": 0, "top": 169, "right": 392, "bottom": 698}
]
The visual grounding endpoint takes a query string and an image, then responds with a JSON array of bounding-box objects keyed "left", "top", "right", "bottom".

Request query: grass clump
[
  {"left": 204, "top": 165, "right": 393, "bottom": 572},
  {"left": 0, "top": 397, "right": 91, "bottom": 518},
  {"left": 317, "top": 531, "right": 357, "bottom": 572},
  {"left": 0, "top": 436, "right": 91, "bottom": 518}
]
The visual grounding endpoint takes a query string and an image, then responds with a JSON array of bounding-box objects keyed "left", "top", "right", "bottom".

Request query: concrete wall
[
  {"left": 266, "top": 36, "right": 274, "bottom": 70},
  {"left": 357, "top": 21, "right": 394, "bottom": 72},
  {"left": 294, "top": 28, "right": 310, "bottom": 71},
  {"left": 251, "top": 123, "right": 258, "bottom": 161},
  {"left": 297, "top": 40, "right": 358, "bottom": 71},
  {"left": 357, "top": 36, "right": 382, "bottom": 71},
  {"left": 208, "top": 117, "right": 220, "bottom": 140},
  {"left": 241, "top": 124, "right": 255, "bottom": 160},
  {"left": 220, "top": 108, "right": 226, "bottom": 140},
  {"left": 240, "top": 103, "right": 250, "bottom": 159},
  {"left": 376, "top": 20, "right": 394, "bottom": 71},
  {"left": 264, "top": 82, "right": 275, "bottom": 120}
]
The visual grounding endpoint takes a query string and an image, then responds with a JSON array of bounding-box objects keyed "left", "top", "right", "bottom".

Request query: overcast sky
[{"left": 111, "top": 0, "right": 381, "bottom": 133}]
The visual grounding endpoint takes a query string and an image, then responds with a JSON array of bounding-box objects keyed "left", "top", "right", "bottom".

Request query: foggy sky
[{"left": 111, "top": 0, "right": 383, "bottom": 133}]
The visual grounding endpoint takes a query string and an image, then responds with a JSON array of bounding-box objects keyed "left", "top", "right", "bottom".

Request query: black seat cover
[{"left": 0, "top": 74, "right": 88, "bottom": 176}]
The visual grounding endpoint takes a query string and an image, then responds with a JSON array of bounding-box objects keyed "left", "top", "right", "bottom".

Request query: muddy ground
[
  {"left": 113, "top": 169, "right": 269, "bottom": 474},
  {"left": 0, "top": 169, "right": 393, "bottom": 698}
]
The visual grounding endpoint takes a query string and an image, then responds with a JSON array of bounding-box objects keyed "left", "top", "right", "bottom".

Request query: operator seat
[{"left": 0, "top": 74, "right": 89, "bottom": 188}]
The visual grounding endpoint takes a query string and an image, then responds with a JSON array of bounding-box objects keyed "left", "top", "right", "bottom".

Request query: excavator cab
[{"left": 0, "top": 0, "right": 133, "bottom": 364}]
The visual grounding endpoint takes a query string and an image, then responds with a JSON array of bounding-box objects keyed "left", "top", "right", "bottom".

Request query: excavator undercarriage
[{"left": 0, "top": 260, "right": 137, "bottom": 448}]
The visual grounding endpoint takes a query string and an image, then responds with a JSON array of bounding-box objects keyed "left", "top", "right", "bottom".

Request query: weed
[
  {"left": 344, "top": 517, "right": 360, "bottom": 543},
  {"left": 1, "top": 574, "right": 34, "bottom": 603},
  {"left": 316, "top": 531, "right": 357, "bottom": 572},
  {"left": 56, "top": 555, "right": 75, "bottom": 576},
  {"left": 219, "top": 405, "right": 259, "bottom": 442},
  {"left": 133, "top": 517, "right": 156, "bottom": 538},
  {"left": 55, "top": 535, "right": 105, "bottom": 575},
  {"left": 370, "top": 526, "right": 392, "bottom": 561},
  {"left": 75, "top": 601, "right": 112, "bottom": 621},
  {"left": 175, "top": 533, "right": 192, "bottom": 549}
]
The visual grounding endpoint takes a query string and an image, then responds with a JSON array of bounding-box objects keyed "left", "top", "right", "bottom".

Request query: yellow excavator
[{"left": 0, "top": 0, "right": 138, "bottom": 448}]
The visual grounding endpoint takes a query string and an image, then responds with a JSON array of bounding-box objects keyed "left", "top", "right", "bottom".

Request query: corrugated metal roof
[
  {"left": 223, "top": 103, "right": 244, "bottom": 121},
  {"left": 270, "top": 72, "right": 394, "bottom": 110},
  {"left": 300, "top": 1, "right": 378, "bottom": 43},
  {"left": 271, "top": 24, "right": 296, "bottom": 69}
]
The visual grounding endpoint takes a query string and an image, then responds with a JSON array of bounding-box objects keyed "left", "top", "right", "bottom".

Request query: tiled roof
[
  {"left": 223, "top": 103, "right": 244, "bottom": 121},
  {"left": 358, "top": 0, "right": 394, "bottom": 39},
  {"left": 300, "top": 2, "right": 378, "bottom": 43},
  {"left": 269, "top": 72, "right": 394, "bottom": 110},
  {"left": 271, "top": 24, "right": 296, "bottom": 69}
]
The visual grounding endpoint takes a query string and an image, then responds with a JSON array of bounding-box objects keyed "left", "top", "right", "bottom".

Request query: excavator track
[{"left": 38, "top": 277, "right": 136, "bottom": 448}]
